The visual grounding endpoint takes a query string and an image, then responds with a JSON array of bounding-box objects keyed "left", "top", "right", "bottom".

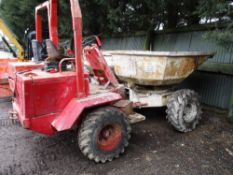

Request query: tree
[
  {"left": 0, "top": 0, "right": 45, "bottom": 40},
  {"left": 196, "top": 0, "right": 233, "bottom": 46},
  {"left": 182, "top": 0, "right": 200, "bottom": 26},
  {"left": 3, "top": 0, "right": 229, "bottom": 40}
]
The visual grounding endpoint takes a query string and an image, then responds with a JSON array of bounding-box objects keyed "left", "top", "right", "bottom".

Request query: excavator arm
[{"left": 0, "top": 18, "right": 24, "bottom": 60}]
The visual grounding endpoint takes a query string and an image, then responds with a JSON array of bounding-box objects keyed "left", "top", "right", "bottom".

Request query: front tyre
[
  {"left": 78, "top": 107, "right": 131, "bottom": 163},
  {"left": 166, "top": 89, "right": 202, "bottom": 132}
]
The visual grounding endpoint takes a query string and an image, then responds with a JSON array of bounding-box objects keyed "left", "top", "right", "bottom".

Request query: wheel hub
[
  {"left": 97, "top": 123, "right": 122, "bottom": 152},
  {"left": 183, "top": 103, "right": 198, "bottom": 123}
]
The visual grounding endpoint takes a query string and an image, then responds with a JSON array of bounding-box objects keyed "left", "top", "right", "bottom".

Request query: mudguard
[{"left": 52, "top": 92, "right": 122, "bottom": 131}]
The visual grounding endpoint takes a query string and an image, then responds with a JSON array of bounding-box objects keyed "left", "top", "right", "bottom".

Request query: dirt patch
[{"left": 0, "top": 102, "right": 233, "bottom": 175}]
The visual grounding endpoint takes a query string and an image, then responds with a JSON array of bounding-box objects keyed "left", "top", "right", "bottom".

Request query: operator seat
[
  {"left": 45, "top": 39, "right": 61, "bottom": 61},
  {"left": 45, "top": 39, "right": 66, "bottom": 71}
]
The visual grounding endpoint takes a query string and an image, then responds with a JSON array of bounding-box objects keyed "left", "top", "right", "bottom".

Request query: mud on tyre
[
  {"left": 166, "top": 89, "right": 202, "bottom": 132},
  {"left": 78, "top": 107, "right": 131, "bottom": 163}
]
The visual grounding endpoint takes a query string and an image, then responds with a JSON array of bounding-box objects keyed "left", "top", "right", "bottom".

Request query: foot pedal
[
  {"left": 127, "top": 113, "right": 146, "bottom": 124},
  {"left": 9, "top": 111, "right": 18, "bottom": 124}
]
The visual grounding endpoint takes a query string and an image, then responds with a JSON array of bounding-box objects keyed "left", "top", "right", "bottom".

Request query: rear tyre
[
  {"left": 78, "top": 107, "right": 131, "bottom": 163},
  {"left": 166, "top": 89, "right": 202, "bottom": 132}
]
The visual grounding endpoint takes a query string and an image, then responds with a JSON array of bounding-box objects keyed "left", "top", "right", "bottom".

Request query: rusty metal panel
[
  {"left": 102, "top": 36, "right": 145, "bottom": 50},
  {"left": 109, "top": 51, "right": 212, "bottom": 86}
]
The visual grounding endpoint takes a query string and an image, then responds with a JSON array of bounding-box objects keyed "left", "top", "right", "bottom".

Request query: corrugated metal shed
[
  {"left": 179, "top": 72, "right": 233, "bottom": 109},
  {"left": 153, "top": 31, "right": 233, "bottom": 64},
  {"left": 102, "top": 36, "right": 145, "bottom": 50}
]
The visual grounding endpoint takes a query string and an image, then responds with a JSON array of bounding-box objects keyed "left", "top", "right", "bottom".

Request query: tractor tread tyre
[
  {"left": 78, "top": 107, "right": 131, "bottom": 163},
  {"left": 166, "top": 89, "right": 202, "bottom": 133}
]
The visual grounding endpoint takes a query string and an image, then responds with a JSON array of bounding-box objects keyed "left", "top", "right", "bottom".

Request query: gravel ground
[{"left": 0, "top": 102, "right": 233, "bottom": 175}]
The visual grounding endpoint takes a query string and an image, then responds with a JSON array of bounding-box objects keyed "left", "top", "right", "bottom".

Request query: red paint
[
  {"left": 97, "top": 123, "right": 122, "bottom": 152},
  {"left": 0, "top": 58, "right": 18, "bottom": 98},
  {"left": 12, "top": 0, "right": 124, "bottom": 136},
  {"left": 0, "top": 84, "right": 12, "bottom": 98},
  {"left": 13, "top": 68, "right": 121, "bottom": 134},
  {"left": 8, "top": 62, "right": 44, "bottom": 92},
  {"left": 35, "top": 0, "right": 59, "bottom": 47},
  {"left": 72, "top": 12, "right": 86, "bottom": 98},
  {"left": 52, "top": 92, "right": 122, "bottom": 131},
  {"left": 30, "top": 114, "right": 56, "bottom": 135},
  {"left": 84, "top": 45, "right": 119, "bottom": 86},
  {"left": 95, "top": 36, "right": 102, "bottom": 47}
]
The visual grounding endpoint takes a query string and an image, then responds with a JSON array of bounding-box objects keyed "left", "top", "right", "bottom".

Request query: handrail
[{"left": 58, "top": 58, "right": 75, "bottom": 72}]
